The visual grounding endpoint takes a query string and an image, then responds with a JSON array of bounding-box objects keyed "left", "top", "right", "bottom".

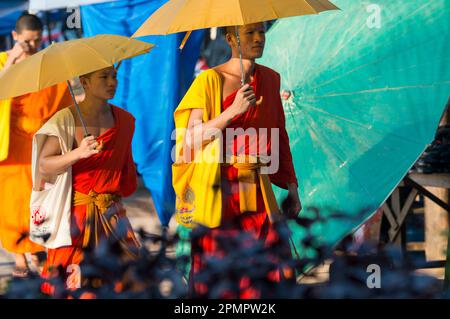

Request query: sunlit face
[
  {"left": 12, "top": 29, "right": 42, "bottom": 56},
  {"left": 228, "top": 23, "right": 266, "bottom": 60},
  {"left": 80, "top": 67, "right": 118, "bottom": 100}
]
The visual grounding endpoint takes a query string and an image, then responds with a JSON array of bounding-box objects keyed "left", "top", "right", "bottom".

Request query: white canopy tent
[{"left": 29, "top": 0, "right": 118, "bottom": 12}]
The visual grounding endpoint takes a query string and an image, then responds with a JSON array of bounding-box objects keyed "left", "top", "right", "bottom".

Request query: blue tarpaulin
[
  {"left": 81, "top": 0, "right": 204, "bottom": 226},
  {"left": 0, "top": 1, "right": 28, "bottom": 35}
]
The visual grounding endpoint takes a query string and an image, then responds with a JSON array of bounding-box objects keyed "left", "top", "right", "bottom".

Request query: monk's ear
[
  {"left": 225, "top": 32, "right": 236, "bottom": 48},
  {"left": 79, "top": 76, "right": 89, "bottom": 90},
  {"left": 12, "top": 30, "right": 18, "bottom": 41}
]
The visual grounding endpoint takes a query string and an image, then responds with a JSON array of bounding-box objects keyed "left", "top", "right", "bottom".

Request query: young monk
[
  {"left": 37, "top": 66, "right": 139, "bottom": 285},
  {"left": 0, "top": 14, "right": 72, "bottom": 277},
  {"left": 173, "top": 23, "right": 302, "bottom": 298}
]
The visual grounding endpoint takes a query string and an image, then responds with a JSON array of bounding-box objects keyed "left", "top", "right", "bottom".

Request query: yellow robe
[
  {"left": 0, "top": 51, "right": 73, "bottom": 253},
  {"left": 172, "top": 69, "right": 223, "bottom": 228},
  {"left": 0, "top": 52, "right": 11, "bottom": 161}
]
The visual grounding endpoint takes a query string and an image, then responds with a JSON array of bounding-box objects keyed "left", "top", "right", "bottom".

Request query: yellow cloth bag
[
  {"left": 172, "top": 70, "right": 224, "bottom": 229},
  {"left": 0, "top": 52, "right": 11, "bottom": 162}
]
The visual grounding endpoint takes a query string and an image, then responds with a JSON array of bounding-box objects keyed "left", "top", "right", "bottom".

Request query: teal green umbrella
[{"left": 259, "top": 0, "right": 450, "bottom": 253}]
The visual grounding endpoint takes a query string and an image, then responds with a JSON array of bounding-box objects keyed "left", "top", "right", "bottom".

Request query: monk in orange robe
[
  {"left": 38, "top": 66, "right": 139, "bottom": 289},
  {"left": 0, "top": 14, "right": 72, "bottom": 277},
  {"left": 175, "top": 23, "right": 302, "bottom": 298}
]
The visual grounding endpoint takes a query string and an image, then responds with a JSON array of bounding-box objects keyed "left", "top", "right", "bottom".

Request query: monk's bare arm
[
  {"left": 0, "top": 43, "right": 26, "bottom": 76},
  {"left": 39, "top": 135, "right": 99, "bottom": 175},
  {"left": 184, "top": 108, "right": 232, "bottom": 149},
  {"left": 185, "top": 84, "right": 256, "bottom": 149}
]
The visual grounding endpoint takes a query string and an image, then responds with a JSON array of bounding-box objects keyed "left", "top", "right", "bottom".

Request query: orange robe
[
  {"left": 0, "top": 52, "right": 72, "bottom": 253},
  {"left": 190, "top": 64, "right": 298, "bottom": 298},
  {"left": 44, "top": 106, "right": 139, "bottom": 276}
]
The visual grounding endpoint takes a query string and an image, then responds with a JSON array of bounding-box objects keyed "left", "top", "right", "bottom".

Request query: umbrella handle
[{"left": 66, "top": 80, "right": 90, "bottom": 138}]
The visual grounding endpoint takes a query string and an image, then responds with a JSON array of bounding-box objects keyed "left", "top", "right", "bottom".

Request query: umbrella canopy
[
  {"left": 133, "top": 0, "right": 339, "bottom": 37},
  {"left": 29, "top": 0, "right": 118, "bottom": 12},
  {"left": 133, "top": 0, "right": 339, "bottom": 84},
  {"left": 0, "top": 34, "right": 154, "bottom": 100},
  {"left": 259, "top": 0, "right": 450, "bottom": 251}
]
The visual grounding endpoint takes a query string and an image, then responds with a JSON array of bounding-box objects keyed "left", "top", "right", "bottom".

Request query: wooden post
[
  {"left": 424, "top": 187, "right": 449, "bottom": 261},
  {"left": 424, "top": 106, "right": 449, "bottom": 285}
]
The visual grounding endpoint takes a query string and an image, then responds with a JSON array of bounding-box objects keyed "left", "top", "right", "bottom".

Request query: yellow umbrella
[
  {"left": 0, "top": 34, "right": 154, "bottom": 136},
  {"left": 133, "top": 0, "right": 338, "bottom": 36},
  {"left": 132, "top": 0, "right": 338, "bottom": 84}
]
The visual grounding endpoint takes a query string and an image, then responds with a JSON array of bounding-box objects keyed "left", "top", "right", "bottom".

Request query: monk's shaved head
[
  {"left": 223, "top": 23, "right": 267, "bottom": 39},
  {"left": 15, "top": 14, "right": 43, "bottom": 34},
  {"left": 11, "top": 14, "right": 43, "bottom": 57}
]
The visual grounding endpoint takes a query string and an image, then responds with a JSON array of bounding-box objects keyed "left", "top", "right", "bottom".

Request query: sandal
[{"left": 12, "top": 267, "right": 31, "bottom": 278}]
